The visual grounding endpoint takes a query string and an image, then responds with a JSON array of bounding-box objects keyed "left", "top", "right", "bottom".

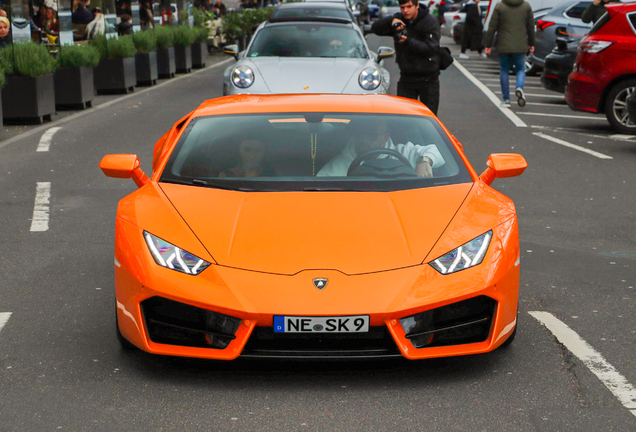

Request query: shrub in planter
[
  {"left": 55, "top": 44, "right": 100, "bottom": 110},
  {"left": 0, "top": 42, "right": 57, "bottom": 124},
  {"left": 191, "top": 26, "right": 210, "bottom": 69},
  {"left": 0, "top": 71, "right": 4, "bottom": 127},
  {"left": 173, "top": 25, "right": 197, "bottom": 73},
  {"left": 155, "top": 26, "right": 176, "bottom": 79},
  {"left": 133, "top": 30, "right": 159, "bottom": 86},
  {"left": 92, "top": 34, "right": 138, "bottom": 94}
]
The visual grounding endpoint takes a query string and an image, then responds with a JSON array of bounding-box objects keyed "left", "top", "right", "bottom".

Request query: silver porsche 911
[{"left": 223, "top": 18, "right": 394, "bottom": 95}]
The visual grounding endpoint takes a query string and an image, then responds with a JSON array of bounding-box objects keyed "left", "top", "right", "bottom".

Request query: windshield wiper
[
  {"left": 161, "top": 178, "right": 257, "bottom": 192},
  {"left": 303, "top": 187, "right": 367, "bottom": 192}
]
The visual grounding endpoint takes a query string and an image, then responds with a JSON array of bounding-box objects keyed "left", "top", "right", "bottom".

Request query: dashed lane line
[
  {"left": 0, "top": 313, "right": 11, "bottom": 333},
  {"left": 529, "top": 311, "right": 636, "bottom": 418},
  {"left": 533, "top": 132, "right": 613, "bottom": 159},
  {"left": 453, "top": 60, "right": 527, "bottom": 127},
  {"left": 493, "top": 91, "right": 564, "bottom": 98},
  {"left": 36, "top": 127, "right": 62, "bottom": 152},
  {"left": 30, "top": 182, "right": 51, "bottom": 232}
]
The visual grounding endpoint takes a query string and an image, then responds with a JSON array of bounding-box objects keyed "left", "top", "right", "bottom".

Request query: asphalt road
[{"left": 0, "top": 35, "right": 635, "bottom": 431}]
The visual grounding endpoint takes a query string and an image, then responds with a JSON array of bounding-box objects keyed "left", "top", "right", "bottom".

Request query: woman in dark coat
[{"left": 459, "top": 0, "right": 484, "bottom": 59}]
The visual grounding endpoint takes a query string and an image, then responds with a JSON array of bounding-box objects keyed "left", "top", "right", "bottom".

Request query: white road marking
[
  {"left": 453, "top": 60, "right": 527, "bottom": 127},
  {"left": 486, "top": 83, "right": 543, "bottom": 88},
  {"left": 36, "top": 127, "right": 62, "bottom": 152},
  {"left": 532, "top": 125, "right": 636, "bottom": 142},
  {"left": 525, "top": 102, "right": 568, "bottom": 107},
  {"left": 609, "top": 134, "right": 636, "bottom": 140},
  {"left": 30, "top": 182, "right": 51, "bottom": 232},
  {"left": 0, "top": 312, "right": 11, "bottom": 333},
  {"left": 533, "top": 132, "right": 613, "bottom": 159},
  {"left": 520, "top": 112, "right": 606, "bottom": 121},
  {"left": 529, "top": 311, "right": 636, "bottom": 418}
]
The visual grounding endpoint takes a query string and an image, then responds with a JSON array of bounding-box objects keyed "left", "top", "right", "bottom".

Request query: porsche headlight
[
  {"left": 359, "top": 67, "right": 381, "bottom": 90},
  {"left": 429, "top": 231, "right": 492, "bottom": 275},
  {"left": 143, "top": 231, "right": 210, "bottom": 275},
  {"left": 232, "top": 66, "right": 254, "bottom": 88}
]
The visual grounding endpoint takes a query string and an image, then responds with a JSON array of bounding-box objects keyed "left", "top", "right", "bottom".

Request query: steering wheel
[{"left": 347, "top": 148, "right": 416, "bottom": 176}]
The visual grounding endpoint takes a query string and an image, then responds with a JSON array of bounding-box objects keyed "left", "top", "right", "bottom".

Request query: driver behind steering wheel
[{"left": 317, "top": 119, "right": 445, "bottom": 177}]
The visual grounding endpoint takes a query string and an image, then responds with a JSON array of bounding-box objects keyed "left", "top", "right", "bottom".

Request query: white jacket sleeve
[{"left": 389, "top": 141, "right": 446, "bottom": 169}]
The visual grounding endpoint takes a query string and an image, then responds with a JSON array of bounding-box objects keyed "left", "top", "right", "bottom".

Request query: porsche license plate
[{"left": 273, "top": 315, "right": 369, "bottom": 333}]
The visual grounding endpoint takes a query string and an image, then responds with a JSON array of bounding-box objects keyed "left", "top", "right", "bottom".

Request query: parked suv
[{"left": 565, "top": 2, "right": 636, "bottom": 134}]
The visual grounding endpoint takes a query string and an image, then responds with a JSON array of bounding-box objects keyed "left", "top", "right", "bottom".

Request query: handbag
[{"left": 439, "top": 46, "right": 454, "bottom": 70}]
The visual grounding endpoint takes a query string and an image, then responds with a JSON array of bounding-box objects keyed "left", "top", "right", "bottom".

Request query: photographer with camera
[{"left": 371, "top": 0, "right": 441, "bottom": 115}]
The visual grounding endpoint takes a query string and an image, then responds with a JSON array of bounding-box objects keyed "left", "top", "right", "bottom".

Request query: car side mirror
[
  {"left": 99, "top": 154, "right": 149, "bottom": 188},
  {"left": 479, "top": 153, "right": 527, "bottom": 185},
  {"left": 223, "top": 44, "right": 239, "bottom": 60},
  {"left": 377, "top": 46, "right": 394, "bottom": 63}
]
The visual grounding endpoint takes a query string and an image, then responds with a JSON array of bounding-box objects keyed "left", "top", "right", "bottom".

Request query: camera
[{"left": 393, "top": 22, "right": 407, "bottom": 42}]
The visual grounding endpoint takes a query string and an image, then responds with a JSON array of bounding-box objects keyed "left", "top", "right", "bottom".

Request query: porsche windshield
[
  {"left": 160, "top": 113, "right": 472, "bottom": 192},
  {"left": 247, "top": 23, "right": 369, "bottom": 59}
]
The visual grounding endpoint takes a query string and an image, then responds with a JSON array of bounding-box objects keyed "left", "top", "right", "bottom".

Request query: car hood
[
  {"left": 159, "top": 182, "right": 474, "bottom": 275},
  {"left": 248, "top": 57, "right": 369, "bottom": 93}
]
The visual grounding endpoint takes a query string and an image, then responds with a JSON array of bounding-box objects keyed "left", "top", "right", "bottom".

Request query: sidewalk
[{"left": 0, "top": 53, "right": 230, "bottom": 146}]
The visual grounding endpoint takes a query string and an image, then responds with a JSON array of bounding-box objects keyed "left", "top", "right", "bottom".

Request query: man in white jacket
[{"left": 317, "top": 119, "right": 445, "bottom": 177}]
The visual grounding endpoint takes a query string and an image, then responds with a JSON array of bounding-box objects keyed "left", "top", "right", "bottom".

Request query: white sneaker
[
  {"left": 480, "top": 52, "right": 487, "bottom": 59},
  {"left": 459, "top": 53, "right": 469, "bottom": 59},
  {"left": 500, "top": 100, "right": 511, "bottom": 108},
  {"left": 515, "top": 87, "right": 526, "bottom": 107}
]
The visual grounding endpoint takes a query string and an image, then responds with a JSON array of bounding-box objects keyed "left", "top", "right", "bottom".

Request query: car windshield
[
  {"left": 247, "top": 23, "right": 369, "bottom": 58},
  {"left": 270, "top": 7, "right": 352, "bottom": 21},
  {"left": 383, "top": 0, "right": 399, "bottom": 6},
  {"left": 160, "top": 113, "right": 472, "bottom": 192}
]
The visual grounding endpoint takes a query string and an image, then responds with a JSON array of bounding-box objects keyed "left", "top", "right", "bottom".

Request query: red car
[{"left": 565, "top": 2, "right": 636, "bottom": 134}]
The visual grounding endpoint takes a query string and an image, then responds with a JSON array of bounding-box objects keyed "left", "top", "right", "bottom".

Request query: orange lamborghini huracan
[{"left": 100, "top": 94, "right": 527, "bottom": 360}]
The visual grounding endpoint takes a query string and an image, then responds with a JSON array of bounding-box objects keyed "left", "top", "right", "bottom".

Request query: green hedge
[
  {"left": 194, "top": 26, "right": 210, "bottom": 43},
  {"left": 0, "top": 71, "right": 4, "bottom": 88},
  {"left": 0, "top": 42, "right": 57, "bottom": 77},
  {"left": 222, "top": 7, "right": 273, "bottom": 42},
  {"left": 92, "top": 34, "right": 137, "bottom": 59},
  {"left": 155, "top": 26, "right": 174, "bottom": 49},
  {"left": 133, "top": 29, "right": 158, "bottom": 53},
  {"left": 57, "top": 44, "right": 101, "bottom": 68},
  {"left": 173, "top": 25, "right": 197, "bottom": 46}
]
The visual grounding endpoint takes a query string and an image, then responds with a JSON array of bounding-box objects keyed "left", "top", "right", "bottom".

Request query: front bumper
[{"left": 114, "top": 217, "right": 520, "bottom": 360}]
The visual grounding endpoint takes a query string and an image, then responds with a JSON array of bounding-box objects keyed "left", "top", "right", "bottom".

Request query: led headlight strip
[
  {"left": 143, "top": 231, "right": 210, "bottom": 275},
  {"left": 430, "top": 231, "right": 492, "bottom": 275}
]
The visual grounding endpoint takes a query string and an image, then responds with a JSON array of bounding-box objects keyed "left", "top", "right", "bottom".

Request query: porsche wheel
[
  {"left": 116, "top": 310, "right": 137, "bottom": 351},
  {"left": 605, "top": 79, "right": 636, "bottom": 135}
]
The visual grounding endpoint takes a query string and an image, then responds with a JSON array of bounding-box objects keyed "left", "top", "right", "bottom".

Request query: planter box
[
  {"left": 94, "top": 57, "right": 136, "bottom": 94},
  {"left": 175, "top": 44, "right": 192, "bottom": 74},
  {"left": 54, "top": 66, "right": 94, "bottom": 110},
  {"left": 191, "top": 42, "right": 207, "bottom": 69},
  {"left": 135, "top": 52, "right": 158, "bottom": 86},
  {"left": 2, "top": 75, "right": 55, "bottom": 124},
  {"left": 157, "top": 47, "right": 176, "bottom": 79}
]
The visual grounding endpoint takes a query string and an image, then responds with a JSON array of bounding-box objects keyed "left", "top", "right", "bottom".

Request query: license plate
[{"left": 273, "top": 315, "right": 369, "bottom": 333}]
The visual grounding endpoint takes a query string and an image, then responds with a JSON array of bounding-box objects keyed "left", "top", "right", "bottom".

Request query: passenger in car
[
  {"left": 219, "top": 139, "right": 276, "bottom": 178},
  {"left": 317, "top": 119, "right": 445, "bottom": 177}
]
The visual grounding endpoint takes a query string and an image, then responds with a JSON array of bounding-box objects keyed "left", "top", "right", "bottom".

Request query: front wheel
[{"left": 605, "top": 79, "right": 636, "bottom": 134}]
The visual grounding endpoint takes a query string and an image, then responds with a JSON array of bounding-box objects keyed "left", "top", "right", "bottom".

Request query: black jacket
[{"left": 371, "top": 6, "right": 441, "bottom": 78}]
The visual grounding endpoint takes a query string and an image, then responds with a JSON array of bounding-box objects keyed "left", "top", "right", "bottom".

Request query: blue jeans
[{"left": 498, "top": 53, "right": 526, "bottom": 101}]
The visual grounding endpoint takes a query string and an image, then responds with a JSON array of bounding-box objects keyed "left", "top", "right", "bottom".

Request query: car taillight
[
  {"left": 440, "top": 0, "right": 446, "bottom": 4},
  {"left": 579, "top": 40, "right": 613, "bottom": 53},
  {"left": 536, "top": 19, "right": 555, "bottom": 31}
]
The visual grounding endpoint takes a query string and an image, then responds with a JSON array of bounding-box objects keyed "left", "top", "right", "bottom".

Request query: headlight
[
  {"left": 143, "top": 231, "right": 211, "bottom": 275},
  {"left": 359, "top": 67, "right": 381, "bottom": 90},
  {"left": 232, "top": 66, "right": 254, "bottom": 88},
  {"left": 429, "top": 231, "right": 492, "bottom": 275}
]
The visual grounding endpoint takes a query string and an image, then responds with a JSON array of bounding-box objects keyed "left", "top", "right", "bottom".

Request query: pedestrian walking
[
  {"left": 484, "top": 0, "right": 535, "bottom": 108},
  {"left": 459, "top": 0, "right": 485, "bottom": 59},
  {"left": 371, "top": 0, "right": 442, "bottom": 115}
]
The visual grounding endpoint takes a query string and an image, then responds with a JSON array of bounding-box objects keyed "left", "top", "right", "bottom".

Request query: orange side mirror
[
  {"left": 99, "top": 154, "right": 149, "bottom": 188},
  {"left": 480, "top": 153, "right": 527, "bottom": 185}
]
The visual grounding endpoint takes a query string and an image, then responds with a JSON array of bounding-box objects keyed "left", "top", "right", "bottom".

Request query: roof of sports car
[{"left": 194, "top": 94, "right": 436, "bottom": 117}]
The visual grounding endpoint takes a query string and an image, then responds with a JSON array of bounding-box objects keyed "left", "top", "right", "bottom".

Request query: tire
[
  {"left": 604, "top": 79, "right": 636, "bottom": 135},
  {"left": 500, "top": 323, "right": 517, "bottom": 348},
  {"left": 116, "top": 309, "right": 137, "bottom": 351}
]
